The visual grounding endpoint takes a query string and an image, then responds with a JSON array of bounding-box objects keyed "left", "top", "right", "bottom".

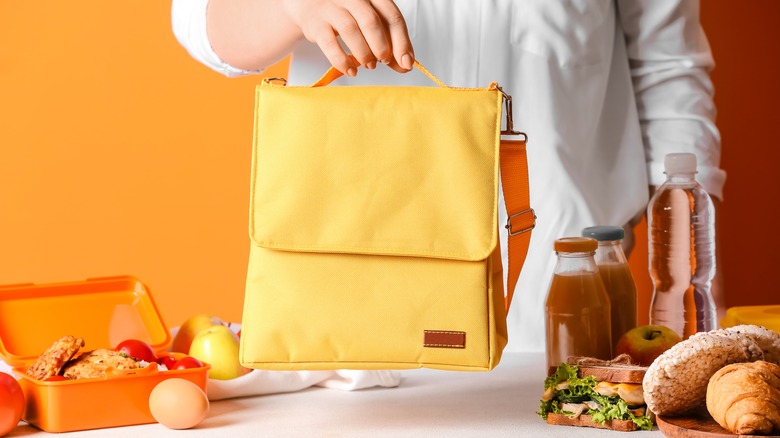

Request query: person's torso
[{"left": 288, "top": 0, "right": 649, "bottom": 352}]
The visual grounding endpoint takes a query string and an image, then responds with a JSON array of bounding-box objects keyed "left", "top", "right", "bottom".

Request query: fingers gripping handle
[{"left": 310, "top": 55, "right": 448, "bottom": 88}]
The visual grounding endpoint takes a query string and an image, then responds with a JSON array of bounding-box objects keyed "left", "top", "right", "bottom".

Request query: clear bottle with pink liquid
[{"left": 648, "top": 153, "right": 717, "bottom": 339}]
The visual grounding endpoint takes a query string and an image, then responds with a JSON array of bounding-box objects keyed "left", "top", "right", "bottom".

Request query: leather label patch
[{"left": 424, "top": 330, "right": 466, "bottom": 349}]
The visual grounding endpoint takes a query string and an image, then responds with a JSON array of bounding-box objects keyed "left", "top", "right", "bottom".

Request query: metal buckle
[
  {"left": 496, "top": 86, "right": 527, "bottom": 140},
  {"left": 506, "top": 209, "right": 536, "bottom": 236}
]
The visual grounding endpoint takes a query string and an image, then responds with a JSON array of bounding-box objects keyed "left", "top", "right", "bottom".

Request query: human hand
[{"left": 283, "top": 0, "right": 414, "bottom": 76}]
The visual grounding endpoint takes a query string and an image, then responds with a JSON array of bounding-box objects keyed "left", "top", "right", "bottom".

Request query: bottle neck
[
  {"left": 665, "top": 172, "right": 696, "bottom": 184},
  {"left": 554, "top": 251, "right": 599, "bottom": 275},
  {"left": 595, "top": 239, "right": 628, "bottom": 265}
]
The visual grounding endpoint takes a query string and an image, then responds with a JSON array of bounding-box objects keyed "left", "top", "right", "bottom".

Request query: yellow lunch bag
[{"left": 239, "top": 60, "right": 535, "bottom": 371}]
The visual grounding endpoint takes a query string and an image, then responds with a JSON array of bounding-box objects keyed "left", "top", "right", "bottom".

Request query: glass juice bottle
[
  {"left": 582, "top": 226, "right": 638, "bottom": 352},
  {"left": 545, "top": 237, "right": 612, "bottom": 372}
]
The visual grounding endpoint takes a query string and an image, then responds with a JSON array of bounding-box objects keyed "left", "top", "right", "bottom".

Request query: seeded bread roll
[
  {"left": 723, "top": 325, "right": 780, "bottom": 364},
  {"left": 643, "top": 332, "right": 748, "bottom": 415},
  {"left": 643, "top": 325, "right": 780, "bottom": 416}
]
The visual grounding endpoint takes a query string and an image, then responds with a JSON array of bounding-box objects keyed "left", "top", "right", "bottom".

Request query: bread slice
[
  {"left": 546, "top": 413, "right": 639, "bottom": 431},
  {"left": 578, "top": 364, "right": 647, "bottom": 384}
]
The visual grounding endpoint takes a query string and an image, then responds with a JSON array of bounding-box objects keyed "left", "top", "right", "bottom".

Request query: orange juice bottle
[
  {"left": 582, "top": 226, "right": 638, "bottom": 352},
  {"left": 545, "top": 237, "right": 612, "bottom": 372}
]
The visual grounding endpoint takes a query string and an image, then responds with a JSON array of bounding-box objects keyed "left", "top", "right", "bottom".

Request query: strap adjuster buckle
[{"left": 506, "top": 209, "right": 536, "bottom": 236}]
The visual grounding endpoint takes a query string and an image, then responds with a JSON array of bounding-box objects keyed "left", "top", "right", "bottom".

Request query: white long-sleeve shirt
[{"left": 171, "top": 0, "right": 725, "bottom": 353}]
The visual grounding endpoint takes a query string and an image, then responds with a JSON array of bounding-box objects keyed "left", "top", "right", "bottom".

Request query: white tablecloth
[{"left": 8, "top": 352, "right": 664, "bottom": 437}]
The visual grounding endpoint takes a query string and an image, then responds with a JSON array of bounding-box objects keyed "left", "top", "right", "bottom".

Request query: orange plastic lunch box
[{"left": 0, "top": 275, "right": 210, "bottom": 432}]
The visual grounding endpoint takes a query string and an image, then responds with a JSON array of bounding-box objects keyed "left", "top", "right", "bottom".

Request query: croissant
[{"left": 706, "top": 360, "right": 780, "bottom": 435}]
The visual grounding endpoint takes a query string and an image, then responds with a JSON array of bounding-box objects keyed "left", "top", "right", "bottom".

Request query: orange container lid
[
  {"left": 720, "top": 305, "right": 780, "bottom": 333},
  {"left": 554, "top": 237, "right": 598, "bottom": 253},
  {"left": 0, "top": 275, "right": 171, "bottom": 367}
]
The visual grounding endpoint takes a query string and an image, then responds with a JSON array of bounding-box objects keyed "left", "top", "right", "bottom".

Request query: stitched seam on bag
[
  {"left": 491, "top": 89, "right": 501, "bottom": 254},
  {"left": 248, "top": 86, "right": 264, "bottom": 242},
  {"left": 252, "top": 242, "right": 490, "bottom": 260},
  {"left": 488, "top": 87, "right": 507, "bottom": 366},
  {"left": 424, "top": 330, "right": 466, "bottom": 348}
]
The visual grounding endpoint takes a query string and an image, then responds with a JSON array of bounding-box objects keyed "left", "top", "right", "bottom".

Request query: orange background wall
[
  {"left": 628, "top": 1, "right": 780, "bottom": 325},
  {"left": 1, "top": 2, "right": 778, "bottom": 330}
]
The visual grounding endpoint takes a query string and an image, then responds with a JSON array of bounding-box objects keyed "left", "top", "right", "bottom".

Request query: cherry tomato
[
  {"left": 115, "top": 339, "right": 157, "bottom": 363},
  {"left": 44, "top": 375, "right": 68, "bottom": 382},
  {"left": 0, "top": 372, "right": 25, "bottom": 437},
  {"left": 156, "top": 354, "right": 178, "bottom": 369},
  {"left": 171, "top": 356, "right": 204, "bottom": 370}
]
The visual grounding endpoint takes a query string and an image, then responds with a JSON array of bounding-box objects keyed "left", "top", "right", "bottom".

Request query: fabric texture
[{"left": 170, "top": 0, "right": 725, "bottom": 354}]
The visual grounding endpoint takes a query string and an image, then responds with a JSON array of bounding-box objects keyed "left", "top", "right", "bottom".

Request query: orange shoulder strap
[{"left": 500, "top": 138, "right": 535, "bottom": 314}]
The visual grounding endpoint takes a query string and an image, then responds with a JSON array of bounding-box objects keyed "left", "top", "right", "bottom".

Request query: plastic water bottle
[{"left": 648, "top": 153, "right": 717, "bottom": 339}]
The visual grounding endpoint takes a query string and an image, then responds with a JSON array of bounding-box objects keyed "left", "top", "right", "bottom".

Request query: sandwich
[{"left": 538, "top": 359, "right": 653, "bottom": 431}]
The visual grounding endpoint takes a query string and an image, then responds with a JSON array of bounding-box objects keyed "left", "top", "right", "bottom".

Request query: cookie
[
  {"left": 26, "top": 335, "right": 85, "bottom": 380},
  {"left": 62, "top": 349, "right": 139, "bottom": 379}
]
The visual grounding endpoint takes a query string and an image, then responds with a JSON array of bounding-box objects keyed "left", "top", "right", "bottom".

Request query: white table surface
[{"left": 7, "top": 352, "right": 664, "bottom": 437}]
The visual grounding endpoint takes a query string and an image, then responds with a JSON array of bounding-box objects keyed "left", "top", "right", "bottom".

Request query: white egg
[{"left": 149, "top": 378, "right": 209, "bottom": 429}]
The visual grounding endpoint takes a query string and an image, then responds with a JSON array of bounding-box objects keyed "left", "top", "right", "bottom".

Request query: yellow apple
[
  {"left": 615, "top": 324, "right": 683, "bottom": 366},
  {"left": 188, "top": 325, "right": 251, "bottom": 380},
  {"left": 172, "top": 314, "right": 223, "bottom": 354}
]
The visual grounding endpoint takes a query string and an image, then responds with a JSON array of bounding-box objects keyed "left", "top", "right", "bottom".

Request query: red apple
[{"left": 615, "top": 324, "right": 682, "bottom": 366}]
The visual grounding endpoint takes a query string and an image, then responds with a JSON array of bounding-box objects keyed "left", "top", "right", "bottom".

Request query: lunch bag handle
[{"left": 311, "top": 56, "right": 448, "bottom": 89}]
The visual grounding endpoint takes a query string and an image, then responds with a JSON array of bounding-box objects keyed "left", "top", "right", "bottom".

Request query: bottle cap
[
  {"left": 554, "top": 237, "right": 598, "bottom": 253},
  {"left": 582, "top": 225, "right": 624, "bottom": 242},
  {"left": 664, "top": 153, "right": 697, "bottom": 175}
]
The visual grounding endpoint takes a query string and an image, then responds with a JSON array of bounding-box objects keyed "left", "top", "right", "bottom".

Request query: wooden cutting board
[{"left": 657, "top": 407, "right": 779, "bottom": 438}]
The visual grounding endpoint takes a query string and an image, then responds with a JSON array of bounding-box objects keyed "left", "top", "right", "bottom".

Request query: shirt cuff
[
  {"left": 171, "top": 0, "right": 263, "bottom": 78},
  {"left": 643, "top": 117, "right": 725, "bottom": 201}
]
